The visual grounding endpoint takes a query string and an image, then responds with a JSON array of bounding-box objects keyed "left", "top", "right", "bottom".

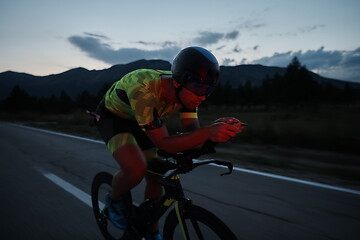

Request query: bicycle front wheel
[
  {"left": 91, "top": 172, "right": 129, "bottom": 240},
  {"left": 163, "top": 204, "right": 237, "bottom": 240}
]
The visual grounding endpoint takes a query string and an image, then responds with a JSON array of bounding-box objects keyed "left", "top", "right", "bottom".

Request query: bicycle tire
[
  {"left": 163, "top": 205, "right": 237, "bottom": 240},
  {"left": 91, "top": 172, "right": 133, "bottom": 240}
]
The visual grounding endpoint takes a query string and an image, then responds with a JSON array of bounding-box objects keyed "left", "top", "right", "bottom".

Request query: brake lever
[
  {"left": 220, "top": 166, "right": 233, "bottom": 177},
  {"left": 219, "top": 162, "right": 233, "bottom": 176}
]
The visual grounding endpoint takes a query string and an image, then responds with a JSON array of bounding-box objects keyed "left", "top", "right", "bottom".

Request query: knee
[
  {"left": 117, "top": 156, "right": 147, "bottom": 187},
  {"left": 125, "top": 162, "right": 147, "bottom": 186},
  {"left": 113, "top": 144, "right": 148, "bottom": 186}
]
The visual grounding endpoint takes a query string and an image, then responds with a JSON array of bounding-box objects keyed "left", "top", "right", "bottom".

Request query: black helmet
[{"left": 171, "top": 46, "right": 220, "bottom": 96}]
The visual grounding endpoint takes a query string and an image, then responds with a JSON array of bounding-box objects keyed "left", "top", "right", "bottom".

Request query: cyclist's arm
[
  {"left": 181, "top": 117, "right": 200, "bottom": 132},
  {"left": 145, "top": 123, "right": 239, "bottom": 153},
  {"left": 180, "top": 118, "right": 201, "bottom": 148},
  {"left": 146, "top": 125, "right": 207, "bottom": 153},
  {"left": 179, "top": 108, "right": 199, "bottom": 132}
]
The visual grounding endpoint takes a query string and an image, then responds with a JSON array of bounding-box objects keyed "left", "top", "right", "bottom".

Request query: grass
[
  {"left": 168, "top": 105, "right": 360, "bottom": 188},
  {"left": 198, "top": 105, "right": 360, "bottom": 154},
  {"left": 209, "top": 147, "right": 360, "bottom": 181},
  {"left": 0, "top": 110, "right": 102, "bottom": 140},
  {"left": 1, "top": 105, "right": 360, "bottom": 189}
]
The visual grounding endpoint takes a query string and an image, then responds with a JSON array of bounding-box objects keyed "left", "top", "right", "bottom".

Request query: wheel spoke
[
  {"left": 190, "top": 218, "right": 204, "bottom": 240},
  {"left": 92, "top": 172, "right": 129, "bottom": 240},
  {"left": 164, "top": 205, "right": 237, "bottom": 240}
]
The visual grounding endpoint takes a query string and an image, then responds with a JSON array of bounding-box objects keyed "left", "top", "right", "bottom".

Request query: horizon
[
  {"left": 2, "top": 58, "right": 359, "bottom": 85},
  {"left": 1, "top": 51, "right": 359, "bottom": 84}
]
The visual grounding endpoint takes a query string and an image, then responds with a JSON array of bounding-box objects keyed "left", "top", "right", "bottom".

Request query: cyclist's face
[{"left": 178, "top": 87, "right": 206, "bottom": 109}]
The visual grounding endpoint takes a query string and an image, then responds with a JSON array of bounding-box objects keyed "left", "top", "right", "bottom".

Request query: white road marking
[
  {"left": 42, "top": 172, "right": 105, "bottom": 209},
  {"left": 41, "top": 169, "right": 143, "bottom": 209},
  {"left": 44, "top": 172, "right": 91, "bottom": 207},
  {"left": 16, "top": 123, "right": 360, "bottom": 196},
  {"left": 209, "top": 162, "right": 360, "bottom": 196},
  {"left": 14, "top": 123, "right": 104, "bottom": 144}
]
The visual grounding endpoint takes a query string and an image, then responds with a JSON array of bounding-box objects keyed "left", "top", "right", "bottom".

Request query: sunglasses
[{"left": 183, "top": 79, "right": 216, "bottom": 97}]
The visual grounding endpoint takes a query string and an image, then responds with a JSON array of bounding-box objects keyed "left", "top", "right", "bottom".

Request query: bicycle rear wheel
[
  {"left": 91, "top": 172, "right": 129, "bottom": 240},
  {"left": 163, "top": 205, "right": 237, "bottom": 240}
]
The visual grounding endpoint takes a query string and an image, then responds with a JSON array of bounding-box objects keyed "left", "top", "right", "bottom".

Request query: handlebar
[
  {"left": 156, "top": 141, "right": 233, "bottom": 178},
  {"left": 192, "top": 159, "right": 233, "bottom": 176}
]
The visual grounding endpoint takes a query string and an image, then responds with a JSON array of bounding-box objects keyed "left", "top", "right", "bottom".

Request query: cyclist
[{"left": 95, "top": 46, "right": 245, "bottom": 240}]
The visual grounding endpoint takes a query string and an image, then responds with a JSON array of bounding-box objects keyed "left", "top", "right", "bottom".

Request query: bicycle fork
[
  {"left": 174, "top": 198, "right": 195, "bottom": 240},
  {"left": 159, "top": 172, "right": 198, "bottom": 240}
]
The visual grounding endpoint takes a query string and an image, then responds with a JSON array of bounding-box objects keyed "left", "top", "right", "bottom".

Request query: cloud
[
  {"left": 68, "top": 30, "right": 240, "bottom": 65},
  {"left": 252, "top": 47, "right": 360, "bottom": 82},
  {"left": 193, "top": 31, "right": 225, "bottom": 46},
  {"left": 134, "top": 40, "right": 177, "bottom": 48},
  {"left": 135, "top": 41, "right": 154, "bottom": 46},
  {"left": 222, "top": 58, "right": 236, "bottom": 65},
  {"left": 68, "top": 33, "right": 359, "bottom": 82},
  {"left": 225, "top": 31, "right": 240, "bottom": 40},
  {"left": 298, "top": 24, "right": 326, "bottom": 33},
  {"left": 233, "top": 45, "right": 242, "bottom": 53},
  {"left": 237, "top": 20, "right": 265, "bottom": 31},
  {"left": 68, "top": 34, "right": 181, "bottom": 65},
  {"left": 216, "top": 45, "right": 226, "bottom": 51},
  {"left": 83, "top": 32, "right": 110, "bottom": 40},
  {"left": 266, "top": 24, "right": 326, "bottom": 38},
  {"left": 193, "top": 30, "right": 239, "bottom": 46}
]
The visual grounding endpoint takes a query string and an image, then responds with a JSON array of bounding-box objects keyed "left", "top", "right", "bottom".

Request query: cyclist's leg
[
  {"left": 128, "top": 125, "right": 164, "bottom": 238},
  {"left": 143, "top": 147, "right": 163, "bottom": 200},
  {"left": 95, "top": 100, "right": 148, "bottom": 200},
  {"left": 110, "top": 143, "right": 147, "bottom": 200},
  {"left": 129, "top": 125, "right": 164, "bottom": 202},
  {"left": 143, "top": 148, "right": 164, "bottom": 236}
]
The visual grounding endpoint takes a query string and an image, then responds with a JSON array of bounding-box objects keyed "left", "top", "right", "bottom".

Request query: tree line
[
  {"left": 1, "top": 57, "right": 359, "bottom": 114},
  {"left": 0, "top": 84, "right": 109, "bottom": 114},
  {"left": 207, "top": 57, "right": 359, "bottom": 108}
]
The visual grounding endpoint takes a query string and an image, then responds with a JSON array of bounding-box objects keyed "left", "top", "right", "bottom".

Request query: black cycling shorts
[{"left": 95, "top": 99, "right": 155, "bottom": 154}]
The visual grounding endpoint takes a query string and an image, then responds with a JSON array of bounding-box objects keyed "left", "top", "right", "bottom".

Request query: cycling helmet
[{"left": 171, "top": 47, "right": 220, "bottom": 96}]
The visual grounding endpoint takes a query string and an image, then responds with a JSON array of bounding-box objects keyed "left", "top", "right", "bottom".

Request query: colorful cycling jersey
[{"left": 104, "top": 69, "right": 198, "bottom": 131}]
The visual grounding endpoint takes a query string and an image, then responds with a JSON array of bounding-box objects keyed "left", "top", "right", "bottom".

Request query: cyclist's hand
[
  {"left": 207, "top": 122, "right": 240, "bottom": 143},
  {"left": 214, "top": 117, "right": 240, "bottom": 125},
  {"left": 214, "top": 117, "right": 246, "bottom": 134}
]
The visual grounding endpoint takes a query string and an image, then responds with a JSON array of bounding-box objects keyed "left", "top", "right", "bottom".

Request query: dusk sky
[{"left": 1, "top": 0, "right": 359, "bottom": 82}]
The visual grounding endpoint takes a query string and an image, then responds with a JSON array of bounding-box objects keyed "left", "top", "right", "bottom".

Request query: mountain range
[{"left": 0, "top": 59, "right": 358, "bottom": 100}]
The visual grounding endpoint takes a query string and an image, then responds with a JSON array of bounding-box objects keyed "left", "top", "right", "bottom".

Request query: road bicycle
[{"left": 91, "top": 141, "right": 238, "bottom": 240}]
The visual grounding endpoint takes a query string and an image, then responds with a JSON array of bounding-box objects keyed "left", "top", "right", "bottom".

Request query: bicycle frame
[
  {"left": 93, "top": 141, "right": 235, "bottom": 239},
  {"left": 127, "top": 155, "right": 233, "bottom": 238},
  {"left": 128, "top": 168, "right": 186, "bottom": 233}
]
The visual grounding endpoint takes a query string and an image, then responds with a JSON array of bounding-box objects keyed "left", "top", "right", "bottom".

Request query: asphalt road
[{"left": 1, "top": 122, "right": 359, "bottom": 240}]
